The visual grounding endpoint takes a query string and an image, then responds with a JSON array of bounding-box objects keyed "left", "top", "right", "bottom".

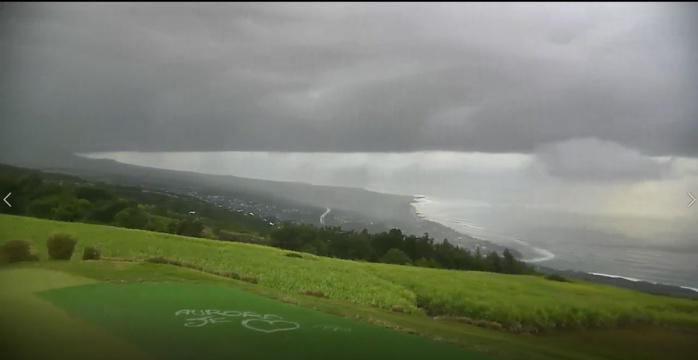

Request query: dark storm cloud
[{"left": 1, "top": 2, "right": 697, "bottom": 159}]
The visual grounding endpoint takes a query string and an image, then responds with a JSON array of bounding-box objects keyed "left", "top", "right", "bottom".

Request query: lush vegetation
[
  {"left": 0, "top": 239, "right": 39, "bottom": 263},
  {"left": 0, "top": 165, "right": 532, "bottom": 277},
  {"left": 270, "top": 224, "right": 534, "bottom": 275},
  {"left": 82, "top": 246, "right": 101, "bottom": 260},
  {"left": 0, "top": 165, "right": 274, "bottom": 240},
  {"left": 2, "top": 214, "right": 697, "bottom": 336},
  {"left": 46, "top": 233, "right": 78, "bottom": 260}
]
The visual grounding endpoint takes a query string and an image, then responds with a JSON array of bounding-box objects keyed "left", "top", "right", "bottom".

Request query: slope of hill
[
  {"left": 13, "top": 153, "right": 414, "bottom": 220},
  {"left": 0, "top": 164, "right": 532, "bottom": 275},
  {"left": 2, "top": 155, "right": 514, "bottom": 254},
  {"left": 1, "top": 214, "right": 697, "bottom": 360}
]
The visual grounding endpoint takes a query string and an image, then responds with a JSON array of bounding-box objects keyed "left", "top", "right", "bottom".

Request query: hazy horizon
[
  {"left": 79, "top": 150, "right": 698, "bottom": 288},
  {"left": 82, "top": 151, "right": 698, "bottom": 222}
]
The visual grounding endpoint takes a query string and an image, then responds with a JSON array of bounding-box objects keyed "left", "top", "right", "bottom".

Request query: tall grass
[
  {"left": 2, "top": 214, "right": 697, "bottom": 333},
  {"left": 364, "top": 263, "right": 679, "bottom": 331}
]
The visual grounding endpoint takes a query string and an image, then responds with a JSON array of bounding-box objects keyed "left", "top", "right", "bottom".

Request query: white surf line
[
  {"left": 521, "top": 247, "right": 556, "bottom": 263},
  {"left": 412, "top": 196, "right": 555, "bottom": 262},
  {"left": 589, "top": 273, "right": 698, "bottom": 294},
  {"left": 320, "top": 207, "right": 331, "bottom": 225},
  {"left": 509, "top": 237, "right": 556, "bottom": 263},
  {"left": 680, "top": 286, "right": 698, "bottom": 294},
  {"left": 459, "top": 223, "right": 486, "bottom": 231}
]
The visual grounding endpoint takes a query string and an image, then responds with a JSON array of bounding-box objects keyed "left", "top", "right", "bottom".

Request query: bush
[
  {"left": 240, "top": 275, "right": 258, "bottom": 284},
  {"left": 0, "top": 240, "right": 39, "bottom": 263},
  {"left": 544, "top": 274, "right": 571, "bottom": 282},
  {"left": 298, "top": 244, "right": 318, "bottom": 255},
  {"left": 82, "top": 246, "right": 101, "bottom": 260},
  {"left": 46, "top": 233, "right": 77, "bottom": 260},
  {"left": 414, "top": 257, "right": 430, "bottom": 267},
  {"left": 113, "top": 207, "right": 150, "bottom": 229},
  {"left": 176, "top": 218, "right": 204, "bottom": 237},
  {"left": 379, "top": 248, "right": 411, "bottom": 265},
  {"left": 284, "top": 252, "right": 303, "bottom": 259},
  {"left": 299, "top": 289, "right": 327, "bottom": 298},
  {"left": 391, "top": 305, "right": 406, "bottom": 313}
]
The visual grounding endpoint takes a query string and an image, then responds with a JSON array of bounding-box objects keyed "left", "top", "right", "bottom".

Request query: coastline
[
  {"left": 409, "top": 194, "right": 698, "bottom": 299},
  {"left": 409, "top": 195, "right": 427, "bottom": 221},
  {"left": 537, "top": 266, "right": 698, "bottom": 299},
  {"left": 405, "top": 195, "right": 524, "bottom": 257},
  {"left": 587, "top": 272, "right": 698, "bottom": 294}
]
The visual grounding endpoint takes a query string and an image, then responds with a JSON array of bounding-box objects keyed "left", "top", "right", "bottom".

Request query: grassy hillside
[
  {"left": 2, "top": 214, "right": 697, "bottom": 336},
  {"left": 363, "top": 265, "right": 698, "bottom": 331},
  {"left": 0, "top": 164, "right": 533, "bottom": 279},
  {"left": 0, "top": 161, "right": 520, "bottom": 258}
]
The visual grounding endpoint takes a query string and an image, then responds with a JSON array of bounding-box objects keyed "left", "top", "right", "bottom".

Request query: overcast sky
[
  {"left": 2, "top": 3, "right": 697, "bottom": 155},
  {"left": 3, "top": 3, "right": 698, "bottom": 218}
]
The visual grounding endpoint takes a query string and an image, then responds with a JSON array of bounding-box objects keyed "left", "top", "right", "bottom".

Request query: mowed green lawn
[
  {"left": 37, "top": 280, "right": 492, "bottom": 360},
  {"left": 2, "top": 214, "right": 698, "bottom": 360}
]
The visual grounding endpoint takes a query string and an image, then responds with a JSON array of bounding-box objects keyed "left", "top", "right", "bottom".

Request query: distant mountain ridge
[{"left": 4, "top": 153, "right": 519, "bottom": 255}]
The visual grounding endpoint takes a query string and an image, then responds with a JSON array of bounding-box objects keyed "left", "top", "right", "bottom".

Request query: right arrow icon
[{"left": 689, "top": 192, "right": 696, "bottom": 208}]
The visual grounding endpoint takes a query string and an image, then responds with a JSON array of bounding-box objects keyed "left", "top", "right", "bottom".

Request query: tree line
[{"left": 270, "top": 223, "right": 535, "bottom": 275}]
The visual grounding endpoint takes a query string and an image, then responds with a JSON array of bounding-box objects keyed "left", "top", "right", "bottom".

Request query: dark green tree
[
  {"left": 379, "top": 248, "right": 411, "bottom": 265},
  {"left": 502, "top": 249, "right": 517, "bottom": 274},
  {"left": 176, "top": 218, "right": 205, "bottom": 237},
  {"left": 113, "top": 207, "right": 150, "bottom": 229},
  {"left": 485, "top": 251, "right": 503, "bottom": 273},
  {"left": 52, "top": 198, "right": 89, "bottom": 222},
  {"left": 26, "top": 197, "right": 60, "bottom": 219},
  {"left": 74, "top": 185, "right": 114, "bottom": 202}
]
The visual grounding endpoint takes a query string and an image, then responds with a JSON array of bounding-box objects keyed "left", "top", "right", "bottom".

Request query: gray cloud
[
  {"left": 1, "top": 3, "right": 697, "bottom": 160},
  {"left": 532, "top": 138, "right": 670, "bottom": 182}
]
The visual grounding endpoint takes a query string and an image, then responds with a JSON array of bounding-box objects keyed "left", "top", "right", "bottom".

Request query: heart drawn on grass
[{"left": 241, "top": 318, "right": 300, "bottom": 333}]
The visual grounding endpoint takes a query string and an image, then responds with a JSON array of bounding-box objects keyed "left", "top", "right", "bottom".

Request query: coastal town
[{"left": 153, "top": 187, "right": 515, "bottom": 257}]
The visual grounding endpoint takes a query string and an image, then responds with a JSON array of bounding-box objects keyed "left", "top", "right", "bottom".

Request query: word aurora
[{"left": 175, "top": 309, "right": 299, "bottom": 333}]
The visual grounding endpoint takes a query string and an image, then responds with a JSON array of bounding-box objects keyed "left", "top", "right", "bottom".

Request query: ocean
[{"left": 412, "top": 196, "right": 698, "bottom": 291}]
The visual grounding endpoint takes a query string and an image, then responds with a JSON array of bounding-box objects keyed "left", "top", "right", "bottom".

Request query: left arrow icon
[{"left": 3, "top": 192, "right": 11, "bottom": 207}]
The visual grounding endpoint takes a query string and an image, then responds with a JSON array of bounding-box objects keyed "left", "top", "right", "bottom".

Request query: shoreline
[
  {"left": 587, "top": 271, "right": 698, "bottom": 294},
  {"left": 405, "top": 195, "right": 524, "bottom": 257},
  {"left": 537, "top": 266, "right": 698, "bottom": 299},
  {"left": 409, "top": 194, "right": 698, "bottom": 299}
]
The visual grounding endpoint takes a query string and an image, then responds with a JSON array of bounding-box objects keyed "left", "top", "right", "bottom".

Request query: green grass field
[
  {"left": 2, "top": 214, "right": 698, "bottom": 360},
  {"left": 37, "top": 280, "right": 491, "bottom": 360},
  {"left": 362, "top": 264, "right": 698, "bottom": 331}
]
